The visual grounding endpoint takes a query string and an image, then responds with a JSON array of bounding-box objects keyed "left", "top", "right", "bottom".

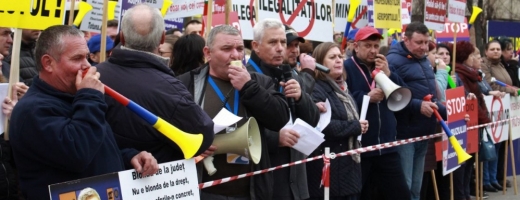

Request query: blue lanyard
[
  {"left": 248, "top": 60, "right": 263, "bottom": 74},
  {"left": 208, "top": 77, "right": 239, "bottom": 115},
  {"left": 248, "top": 59, "right": 284, "bottom": 92}
]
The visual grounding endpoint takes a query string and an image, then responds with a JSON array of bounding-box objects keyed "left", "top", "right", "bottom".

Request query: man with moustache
[
  {"left": 344, "top": 26, "right": 410, "bottom": 200},
  {"left": 282, "top": 24, "right": 316, "bottom": 93},
  {"left": 178, "top": 25, "right": 290, "bottom": 200},
  {"left": 246, "top": 18, "right": 320, "bottom": 200}
]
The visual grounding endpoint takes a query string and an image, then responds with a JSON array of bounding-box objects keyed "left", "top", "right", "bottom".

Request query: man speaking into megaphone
[{"left": 343, "top": 26, "right": 411, "bottom": 200}]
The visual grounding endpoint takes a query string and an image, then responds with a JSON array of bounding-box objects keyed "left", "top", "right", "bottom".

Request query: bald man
[{"left": 96, "top": 4, "right": 215, "bottom": 163}]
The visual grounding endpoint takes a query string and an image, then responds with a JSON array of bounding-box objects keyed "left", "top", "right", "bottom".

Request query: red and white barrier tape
[
  {"left": 466, "top": 117, "right": 519, "bottom": 130},
  {"left": 198, "top": 133, "right": 444, "bottom": 189},
  {"left": 199, "top": 116, "right": 519, "bottom": 189}
]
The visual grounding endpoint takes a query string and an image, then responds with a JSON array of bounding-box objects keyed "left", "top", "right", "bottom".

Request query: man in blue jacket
[
  {"left": 386, "top": 22, "right": 447, "bottom": 200},
  {"left": 344, "top": 26, "right": 410, "bottom": 200},
  {"left": 9, "top": 25, "right": 159, "bottom": 200}
]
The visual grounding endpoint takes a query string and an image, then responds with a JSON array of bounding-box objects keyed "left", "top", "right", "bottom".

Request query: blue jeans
[
  {"left": 483, "top": 142, "right": 502, "bottom": 185},
  {"left": 397, "top": 140, "right": 429, "bottom": 200}
]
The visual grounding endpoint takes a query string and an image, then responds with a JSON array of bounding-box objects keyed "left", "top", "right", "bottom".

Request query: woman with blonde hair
[{"left": 306, "top": 42, "right": 368, "bottom": 200}]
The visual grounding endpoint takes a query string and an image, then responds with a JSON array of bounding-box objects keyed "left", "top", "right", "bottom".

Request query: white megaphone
[
  {"left": 203, "top": 117, "right": 262, "bottom": 176},
  {"left": 371, "top": 69, "right": 412, "bottom": 112}
]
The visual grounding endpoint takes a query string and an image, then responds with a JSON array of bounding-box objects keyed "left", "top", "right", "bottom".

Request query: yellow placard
[
  {"left": 0, "top": 0, "right": 65, "bottom": 30},
  {"left": 373, "top": 0, "right": 401, "bottom": 29}
]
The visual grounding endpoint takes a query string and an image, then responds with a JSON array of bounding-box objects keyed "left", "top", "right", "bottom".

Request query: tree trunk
[
  {"left": 411, "top": 0, "right": 425, "bottom": 22},
  {"left": 475, "top": 0, "right": 486, "bottom": 54}
]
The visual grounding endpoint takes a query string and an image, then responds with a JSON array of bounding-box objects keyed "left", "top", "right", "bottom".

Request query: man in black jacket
[
  {"left": 5, "top": 29, "right": 39, "bottom": 86},
  {"left": 178, "top": 25, "right": 290, "bottom": 200},
  {"left": 246, "top": 18, "right": 320, "bottom": 200},
  {"left": 96, "top": 4, "right": 214, "bottom": 163},
  {"left": 344, "top": 26, "right": 410, "bottom": 200}
]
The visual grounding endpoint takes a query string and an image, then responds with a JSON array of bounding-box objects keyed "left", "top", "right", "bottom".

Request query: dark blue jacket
[
  {"left": 344, "top": 56, "right": 405, "bottom": 157},
  {"left": 387, "top": 42, "right": 447, "bottom": 139},
  {"left": 97, "top": 48, "right": 214, "bottom": 163},
  {"left": 10, "top": 76, "right": 138, "bottom": 200}
]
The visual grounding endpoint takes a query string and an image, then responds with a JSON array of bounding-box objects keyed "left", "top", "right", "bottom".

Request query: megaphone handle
[{"left": 203, "top": 156, "right": 217, "bottom": 176}]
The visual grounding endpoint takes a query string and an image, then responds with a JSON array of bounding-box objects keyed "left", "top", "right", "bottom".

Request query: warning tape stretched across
[
  {"left": 199, "top": 133, "right": 444, "bottom": 189},
  {"left": 466, "top": 117, "right": 519, "bottom": 130},
  {"left": 199, "top": 116, "right": 519, "bottom": 189}
]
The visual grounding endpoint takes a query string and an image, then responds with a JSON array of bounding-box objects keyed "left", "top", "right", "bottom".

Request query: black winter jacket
[
  {"left": 307, "top": 79, "right": 362, "bottom": 197},
  {"left": 6, "top": 41, "right": 37, "bottom": 86},
  {"left": 97, "top": 48, "right": 215, "bottom": 163},
  {"left": 178, "top": 64, "right": 290, "bottom": 200},
  {"left": 245, "top": 51, "right": 319, "bottom": 199}
]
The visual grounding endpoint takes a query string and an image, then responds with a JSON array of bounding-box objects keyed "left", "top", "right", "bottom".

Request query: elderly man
[
  {"left": 178, "top": 25, "right": 290, "bottom": 200},
  {"left": 96, "top": 4, "right": 214, "bottom": 163},
  {"left": 246, "top": 19, "right": 320, "bottom": 200},
  {"left": 9, "top": 25, "right": 159, "bottom": 200},
  {"left": 344, "top": 26, "right": 410, "bottom": 200},
  {"left": 387, "top": 22, "right": 447, "bottom": 200}
]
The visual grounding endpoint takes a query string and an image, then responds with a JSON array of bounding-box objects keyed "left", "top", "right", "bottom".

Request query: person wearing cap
[
  {"left": 246, "top": 18, "right": 320, "bottom": 200},
  {"left": 386, "top": 22, "right": 447, "bottom": 200},
  {"left": 343, "top": 26, "right": 411, "bottom": 200},
  {"left": 283, "top": 24, "right": 316, "bottom": 93},
  {"left": 87, "top": 34, "right": 114, "bottom": 66}
]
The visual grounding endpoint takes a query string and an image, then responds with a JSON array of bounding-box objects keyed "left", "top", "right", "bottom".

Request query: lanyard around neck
[
  {"left": 207, "top": 76, "right": 239, "bottom": 115},
  {"left": 352, "top": 58, "right": 376, "bottom": 89}
]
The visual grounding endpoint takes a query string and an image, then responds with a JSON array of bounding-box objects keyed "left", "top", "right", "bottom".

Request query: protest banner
[
  {"left": 333, "top": 0, "right": 370, "bottom": 32},
  {"left": 465, "top": 99, "right": 479, "bottom": 153},
  {"left": 372, "top": 0, "right": 401, "bottom": 29},
  {"left": 0, "top": 0, "right": 66, "bottom": 30},
  {"left": 49, "top": 159, "right": 199, "bottom": 200},
  {"left": 213, "top": 0, "right": 226, "bottom": 14},
  {"left": 231, "top": 0, "right": 256, "bottom": 40},
  {"left": 165, "top": 0, "right": 205, "bottom": 19},
  {"left": 203, "top": 12, "right": 242, "bottom": 34},
  {"left": 510, "top": 96, "right": 520, "bottom": 140},
  {"left": 256, "top": 0, "right": 333, "bottom": 42},
  {"left": 447, "top": 0, "right": 466, "bottom": 23},
  {"left": 484, "top": 94, "right": 511, "bottom": 143},
  {"left": 79, "top": 0, "right": 122, "bottom": 33},
  {"left": 65, "top": 0, "right": 82, "bottom": 10},
  {"left": 435, "top": 18, "right": 469, "bottom": 42},
  {"left": 442, "top": 87, "right": 466, "bottom": 175},
  {"left": 164, "top": 16, "right": 185, "bottom": 30},
  {"left": 424, "top": 0, "right": 447, "bottom": 31},
  {"left": 400, "top": 0, "right": 410, "bottom": 26}
]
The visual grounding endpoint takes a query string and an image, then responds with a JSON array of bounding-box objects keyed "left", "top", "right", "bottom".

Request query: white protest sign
[
  {"left": 79, "top": 0, "right": 122, "bottom": 33},
  {"left": 510, "top": 96, "right": 520, "bottom": 140},
  {"left": 257, "top": 0, "right": 334, "bottom": 42},
  {"left": 333, "top": 0, "right": 370, "bottom": 33},
  {"left": 484, "top": 94, "right": 511, "bottom": 143},
  {"left": 165, "top": 0, "right": 205, "bottom": 19},
  {"left": 232, "top": 0, "right": 256, "bottom": 40},
  {"left": 65, "top": 0, "right": 81, "bottom": 10},
  {"left": 49, "top": 159, "right": 200, "bottom": 200},
  {"left": 447, "top": 0, "right": 466, "bottom": 23}
]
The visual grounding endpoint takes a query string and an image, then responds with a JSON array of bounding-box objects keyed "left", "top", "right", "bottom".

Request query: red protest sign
[
  {"left": 203, "top": 12, "right": 242, "bottom": 34},
  {"left": 424, "top": 0, "right": 448, "bottom": 31},
  {"left": 435, "top": 18, "right": 470, "bottom": 42},
  {"left": 465, "top": 99, "right": 478, "bottom": 154}
]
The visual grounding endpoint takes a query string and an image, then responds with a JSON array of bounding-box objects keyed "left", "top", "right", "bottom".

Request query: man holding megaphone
[
  {"left": 344, "top": 26, "right": 411, "bottom": 200},
  {"left": 178, "top": 25, "right": 290, "bottom": 200}
]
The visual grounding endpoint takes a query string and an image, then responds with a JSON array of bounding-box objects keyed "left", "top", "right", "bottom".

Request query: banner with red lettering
[{"left": 424, "top": 0, "right": 447, "bottom": 31}]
